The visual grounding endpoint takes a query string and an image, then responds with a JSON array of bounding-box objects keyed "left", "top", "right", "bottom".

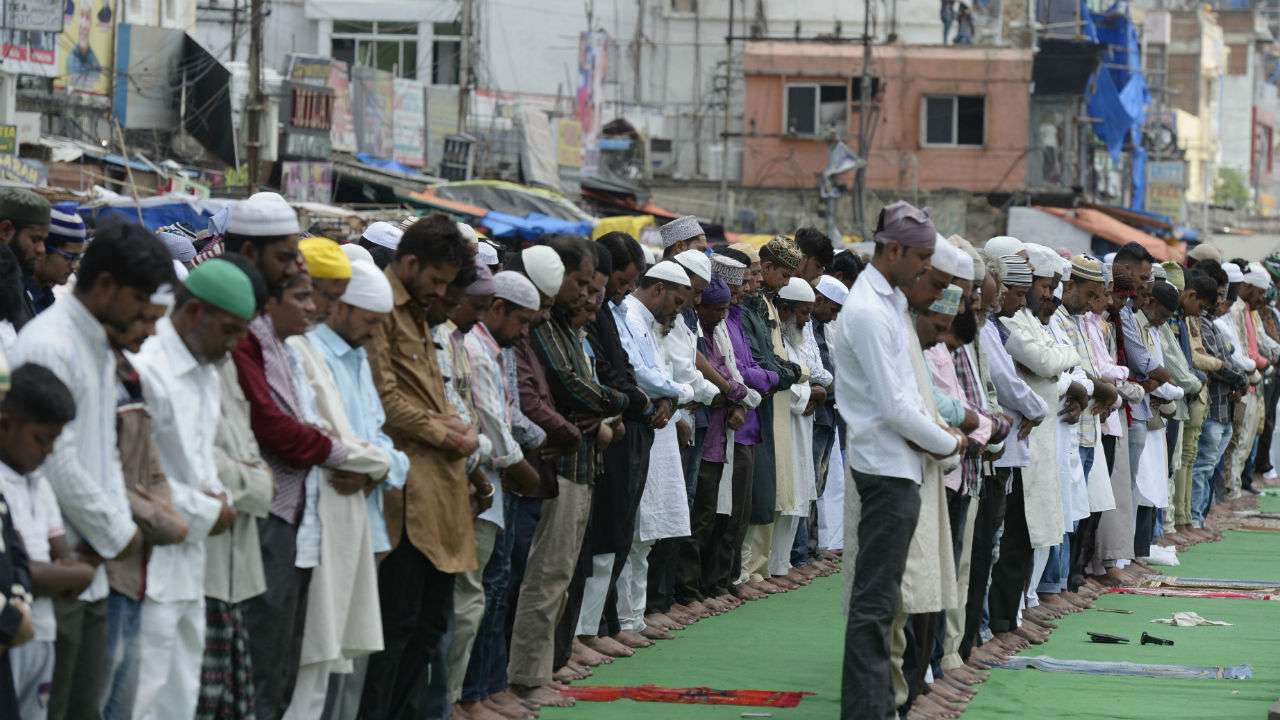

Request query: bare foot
[
  {"left": 513, "top": 685, "right": 574, "bottom": 708},
  {"left": 572, "top": 638, "right": 610, "bottom": 666},
  {"left": 785, "top": 569, "right": 811, "bottom": 586},
  {"left": 948, "top": 664, "right": 988, "bottom": 684},
  {"left": 749, "top": 580, "right": 781, "bottom": 594},
  {"left": 488, "top": 690, "right": 539, "bottom": 714},
  {"left": 453, "top": 703, "right": 473, "bottom": 720},
  {"left": 930, "top": 679, "right": 972, "bottom": 703},
  {"left": 613, "top": 630, "right": 652, "bottom": 649},
  {"left": 552, "top": 666, "right": 581, "bottom": 683},
  {"left": 583, "top": 635, "right": 633, "bottom": 658},
  {"left": 463, "top": 700, "right": 519, "bottom": 720},
  {"left": 993, "top": 631, "right": 1029, "bottom": 650},
  {"left": 734, "top": 584, "right": 764, "bottom": 601},
  {"left": 640, "top": 624, "right": 673, "bottom": 641},
  {"left": 718, "top": 592, "right": 742, "bottom": 608},
  {"left": 1014, "top": 624, "right": 1047, "bottom": 645},
  {"left": 917, "top": 692, "right": 963, "bottom": 718}
]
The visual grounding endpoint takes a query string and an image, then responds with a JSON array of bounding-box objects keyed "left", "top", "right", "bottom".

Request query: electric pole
[
  {"left": 716, "top": 0, "right": 735, "bottom": 224},
  {"left": 245, "top": 0, "right": 263, "bottom": 193},
  {"left": 854, "top": 0, "right": 872, "bottom": 240},
  {"left": 458, "top": 0, "right": 473, "bottom": 133}
]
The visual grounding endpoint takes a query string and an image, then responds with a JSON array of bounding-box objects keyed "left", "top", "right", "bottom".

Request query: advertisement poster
[
  {"left": 329, "top": 60, "right": 357, "bottom": 153},
  {"left": 352, "top": 65, "right": 394, "bottom": 158},
  {"left": 281, "top": 161, "right": 333, "bottom": 204},
  {"left": 1, "top": 29, "right": 56, "bottom": 76},
  {"left": 392, "top": 78, "right": 425, "bottom": 167},
  {"left": 56, "top": 0, "right": 114, "bottom": 94},
  {"left": 1145, "top": 160, "right": 1186, "bottom": 220},
  {"left": 575, "top": 31, "right": 607, "bottom": 175},
  {"left": 0, "top": 125, "right": 16, "bottom": 154},
  {"left": 555, "top": 118, "right": 583, "bottom": 168},
  {"left": 5, "top": 0, "right": 63, "bottom": 32}
]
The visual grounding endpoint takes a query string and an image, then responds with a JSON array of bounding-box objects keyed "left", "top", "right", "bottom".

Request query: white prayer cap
[
  {"left": 227, "top": 191, "right": 301, "bottom": 237},
  {"left": 341, "top": 243, "right": 376, "bottom": 267},
  {"left": 1152, "top": 263, "right": 1168, "bottom": 282},
  {"left": 1244, "top": 268, "right": 1271, "bottom": 289},
  {"left": 778, "top": 276, "right": 816, "bottom": 303},
  {"left": 984, "top": 236, "right": 1025, "bottom": 259},
  {"left": 172, "top": 259, "right": 189, "bottom": 282},
  {"left": 950, "top": 235, "right": 984, "bottom": 282},
  {"left": 659, "top": 215, "right": 704, "bottom": 248},
  {"left": 340, "top": 259, "right": 394, "bottom": 313},
  {"left": 674, "top": 249, "right": 712, "bottom": 283},
  {"left": 457, "top": 222, "right": 481, "bottom": 245},
  {"left": 522, "top": 245, "right": 565, "bottom": 298},
  {"left": 477, "top": 241, "right": 500, "bottom": 266},
  {"left": 362, "top": 221, "right": 403, "bottom": 251},
  {"left": 645, "top": 260, "right": 691, "bottom": 287},
  {"left": 1053, "top": 282, "right": 1064, "bottom": 300},
  {"left": 931, "top": 234, "right": 973, "bottom": 280},
  {"left": 815, "top": 275, "right": 848, "bottom": 305},
  {"left": 1104, "top": 252, "right": 1117, "bottom": 265},
  {"left": 1024, "top": 243, "right": 1060, "bottom": 279},
  {"left": 493, "top": 270, "right": 540, "bottom": 311},
  {"left": 1222, "top": 262, "right": 1245, "bottom": 284}
]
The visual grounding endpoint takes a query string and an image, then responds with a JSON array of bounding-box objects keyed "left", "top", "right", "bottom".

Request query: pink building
[{"left": 740, "top": 42, "right": 1033, "bottom": 193}]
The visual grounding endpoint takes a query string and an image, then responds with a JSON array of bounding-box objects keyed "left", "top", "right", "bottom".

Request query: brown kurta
[{"left": 366, "top": 268, "right": 477, "bottom": 574}]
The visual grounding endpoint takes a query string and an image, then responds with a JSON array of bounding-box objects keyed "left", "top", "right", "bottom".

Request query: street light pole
[
  {"left": 854, "top": 0, "right": 872, "bottom": 240},
  {"left": 245, "top": 0, "right": 263, "bottom": 193}
]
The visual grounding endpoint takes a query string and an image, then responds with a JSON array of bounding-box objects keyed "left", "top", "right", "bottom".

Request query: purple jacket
[{"left": 723, "top": 307, "right": 778, "bottom": 446}]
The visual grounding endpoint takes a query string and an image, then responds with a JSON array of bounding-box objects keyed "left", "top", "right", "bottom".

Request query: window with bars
[
  {"left": 920, "top": 95, "right": 985, "bottom": 147},
  {"left": 785, "top": 83, "right": 848, "bottom": 136},
  {"left": 330, "top": 20, "right": 419, "bottom": 80}
]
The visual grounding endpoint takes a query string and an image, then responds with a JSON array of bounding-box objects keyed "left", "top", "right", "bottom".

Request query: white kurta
[
  {"left": 636, "top": 421, "right": 689, "bottom": 541},
  {"left": 818, "top": 439, "right": 845, "bottom": 550},
  {"left": 1000, "top": 309, "right": 1080, "bottom": 549},
  {"left": 288, "top": 337, "right": 389, "bottom": 672},
  {"left": 782, "top": 328, "right": 820, "bottom": 516}
]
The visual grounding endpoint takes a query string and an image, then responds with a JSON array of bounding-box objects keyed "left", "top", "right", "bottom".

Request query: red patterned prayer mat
[
  {"left": 1106, "top": 587, "right": 1277, "bottom": 601},
  {"left": 560, "top": 685, "right": 814, "bottom": 708}
]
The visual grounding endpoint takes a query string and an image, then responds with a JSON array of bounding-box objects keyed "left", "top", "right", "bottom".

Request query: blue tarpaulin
[
  {"left": 1082, "top": 1, "right": 1151, "bottom": 212},
  {"left": 355, "top": 153, "right": 425, "bottom": 178},
  {"left": 79, "top": 202, "right": 211, "bottom": 233},
  {"left": 481, "top": 211, "right": 593, "bottom": 242}
]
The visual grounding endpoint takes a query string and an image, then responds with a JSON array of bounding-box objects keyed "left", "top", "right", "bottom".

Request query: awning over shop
[
  {"left": 1035, "top": 206, "right": 1184, "bottom": 262},
  {"left": 591, "top": 215, "right": 656, "bottom": 241}
]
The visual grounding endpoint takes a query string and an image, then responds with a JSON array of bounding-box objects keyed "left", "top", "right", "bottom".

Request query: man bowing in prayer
[{"left": 836, "top": 201, "right": 964, "bottom": 720}]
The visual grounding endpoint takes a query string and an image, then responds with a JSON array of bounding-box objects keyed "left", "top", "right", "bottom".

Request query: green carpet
[
  {"left": 1260, "top": 490, "right": 1280, "bottom": 514},
  {"left": 547, "top": 530, "right": 1279, "bottom": 720}
]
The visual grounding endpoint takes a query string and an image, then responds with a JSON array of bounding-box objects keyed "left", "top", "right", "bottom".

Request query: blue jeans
[
  {"left": 1191, "top": 419, "right": 1233, "bottom": 527},
  {"left": 101, "top": 591, "right": 143, "bottom": 720},
  {"left": 462, "top": 492, "right": 519, "bottom": 702}
]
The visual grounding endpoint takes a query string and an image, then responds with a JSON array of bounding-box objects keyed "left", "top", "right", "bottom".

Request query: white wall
[{"left": 1219, "top": 74, "right": 1254, "bottom": 175}]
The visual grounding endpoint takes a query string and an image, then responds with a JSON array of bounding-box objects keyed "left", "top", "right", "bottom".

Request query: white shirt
[
  {"left": 12, "top": 294, "right": 138, "bottom": 601},
  {"left": 0, "top": 461, "right": 62, "bottom": 640},
  {"left": 129, "top": 317, "right": 226, "bottom": 603},
  {"left": 622, "top": 294, "right": 693, "bottom": 403},
  {"left": 663, "top": 310, "right": 719, "bottom": 406},
  {"left": 833, "top": 264, "right": 958, "bottom": 483}
]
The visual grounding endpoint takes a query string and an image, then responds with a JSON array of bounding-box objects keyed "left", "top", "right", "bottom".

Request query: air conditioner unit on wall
[{"left": 649, "top": 137, "right": 674, "bottom": 176}]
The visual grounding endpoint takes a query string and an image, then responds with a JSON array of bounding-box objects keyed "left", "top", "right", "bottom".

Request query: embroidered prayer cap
[
  {"left": 1244, "top": 267, "right": 1271, "bottom": 289},
  {"left": 341, "top": 243, "right": 376, "bottom": 267},
  {"left": 1024, "top": 243, "right": 1060, "bottom": 279},
  {"left": 1187, "top": 243, "right": 1223, "bottom": 264},
  {"left": 728, "top": 242, "right": 760, "bottom": 263},
  {"left": 762, "top": 235, "right": 803, "bottom": 270},
  {"left": 645, "top": 260, "right": 691, "bottom": 287},
  {"left": 48, "top": 209, "right": 87, "bottom": 246},
  {"left": 778, "top": 276, "right": 815, "bottom": 303},
  {"left": 184, "top": 258, "right": 256, "bottom": 321},
  {"left": 929, "top": 284, "right": 962, "bottom": 316},
  {"left": 0, "top": 187, "right": 50, "bottom": 227},
  {"left": 299, "top": 237, "right": 352, "bottom": 279},
  {"left": 712, "top": 252, "right": 748, "bottom": 286},
  {"left": 477, "top": 241, "right": 500, "bottom": 266},
  {"left": 467, "top": 256, "right": 496, "bottom": 296},
  {"left": 659, "top": 215, "right": 704, "bottom": 248},
  {"left": 873, "top": 201, "right": 936, "bottom": 248},
  {"left": 983, "top": 235, "right": 1025, "bottom": 259},
  {"left": 816, "top": 274, "right": 848, "bottom": 305},
  {"left": 522, "top": 245, "right": 565, "bottom": 298},
  {"left": 493, "top": 271, "right": 541, "bottom": 311},
  {"left": 949, "top": 234, "right": 984, "bottom": 281},
  {"left": 931, "top": 234, "right": 973, "bottom": 280},
  {"left": 1069, "top": 254, "right": 1106, "bottom": 284},
  {"left": 157, "top": 230, "right": 196, "bottom": 263},
  {"left": 674, "top": 248, "right": 712, "bottom": 282},
  {"left": 340, "top": 259, "right": 394, "bottom": 313},
  {"left": 456, "top": 222, "right": 481, "bottom": 245},
  {"left": 1152, "top": 264, "right": 1168, "bottom": 282},
  {"left": 1161, "top": 261, "right": 1185, "bottom": 292},
  {"left": 1222, "top": 262, "right": 1244, "bottom": 284},
  {"left": 362, "top": 221, "right": 403, "bottom": 251},
  {"left": 700, "top": 277, "right": 730, "bottom": 305},
  {"left": 1001, "top": 255, "right": 1033, "bottom": 288},
  {"left": 227, "top": 192, "right": 301, "bottom": 237}
]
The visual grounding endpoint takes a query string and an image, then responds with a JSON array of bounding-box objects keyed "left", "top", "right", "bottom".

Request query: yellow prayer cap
[{"left": 299, "top": 236, "right": 352, "bottom": 279}]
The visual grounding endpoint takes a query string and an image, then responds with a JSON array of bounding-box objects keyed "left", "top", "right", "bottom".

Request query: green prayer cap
[
  {"left": 0, "top": 188, "right": 50, "bottom": 227},
  {"left": 1161, "top": 261, "right": 1185, "bottom": 292},
  {"left": 184, "top": 258, "right": 256, "bottom": 321}
]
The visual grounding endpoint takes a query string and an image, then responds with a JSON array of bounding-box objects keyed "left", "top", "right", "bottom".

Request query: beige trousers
[
  {"left": 446, "top": 519, "right": 499, "bottom": 703},
  {"left": 506, "top": 478, "right": 592, "bottom": 687},
  {"left": 940, "top": 498, "right": 980, "bottom": 671}
]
